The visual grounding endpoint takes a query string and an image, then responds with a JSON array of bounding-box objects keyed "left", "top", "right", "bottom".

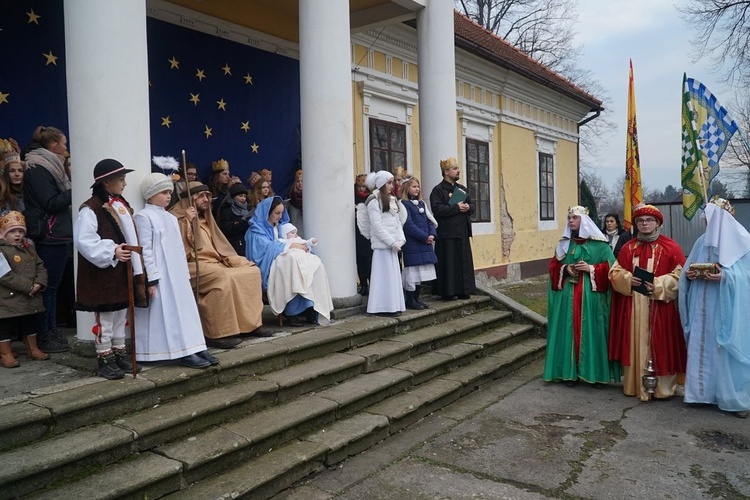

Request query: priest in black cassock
[{"left": 428, "top": 156, "right": 476, "bottom": 300}]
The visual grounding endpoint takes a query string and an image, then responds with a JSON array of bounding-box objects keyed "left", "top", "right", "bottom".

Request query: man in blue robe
[{"left": 679, "top": 197, "right": 750, "bottom": 418}]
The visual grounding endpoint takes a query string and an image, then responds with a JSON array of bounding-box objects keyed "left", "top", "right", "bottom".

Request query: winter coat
[
  {"left": 23, "top": 164, "right": 73, "bottom": 245},
  {"left": 218, "top": 201, "right": 250, "bottom": 256},
  {"left": 0, "top": 239, "right": 47, "bottom": 319},
  {"left": 401, "top": 199, "right": 438, "bottom": 267},
  {"left": 366, "top": 190, "right": 405, "bottom": 250}
]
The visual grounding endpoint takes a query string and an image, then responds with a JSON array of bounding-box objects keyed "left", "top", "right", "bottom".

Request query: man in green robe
[{"left": 544, "top": 205, "right": 616, "bottom": 386}]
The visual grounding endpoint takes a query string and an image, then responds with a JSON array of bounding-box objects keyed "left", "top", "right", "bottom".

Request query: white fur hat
[
  {"left": 141, "top": 172, "right": 174, "bottom": 201},
  {"left": 281, "top": 222, "right": 297, "bottom": 239}
]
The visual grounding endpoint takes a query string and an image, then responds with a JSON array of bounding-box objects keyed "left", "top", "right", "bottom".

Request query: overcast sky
[{"left": 574, "top": 0, "right": 739, "bottom": 192}]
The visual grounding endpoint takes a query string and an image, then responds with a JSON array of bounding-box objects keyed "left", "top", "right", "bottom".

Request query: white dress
[
  {"left": 366, "top": 195, "right": 406, "bottom": 314},
  {"left": 134, "top": 204, "right": 207, "bottom": 361}
]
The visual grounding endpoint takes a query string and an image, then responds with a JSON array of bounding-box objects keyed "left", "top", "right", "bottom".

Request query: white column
[
  {"left": 64, "top": 0, "right": 151, "bottom": 344},
  {"left": 299, "top": 0, "right": 358, "bottom": 301},
  {"left": 417, "top": 0, "right": 458, "bottom": 192}
]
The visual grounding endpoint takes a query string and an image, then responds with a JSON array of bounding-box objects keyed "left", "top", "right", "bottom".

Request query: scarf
[
  {"left": 24, "top": 148, "right": 71, "bottom": 192},
  {"left": 288, "top": 187, "right": 303, "bottom": 212},
  {"left": 606, "top": 228, "right": 618, "bottom": 250},
  {"left": 637, "top": 228, "right": 660, "bottom": 243},
  {"left": 230, "top": 198, "right": 249, "bottom": 219}
]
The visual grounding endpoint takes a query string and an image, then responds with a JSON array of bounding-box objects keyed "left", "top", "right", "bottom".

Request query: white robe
[
  {"left": 134, "top": 204, "right": 206, "bottom": 361},
  {"left": 267, "top": 247, "right": 334, "bottom": 321}
]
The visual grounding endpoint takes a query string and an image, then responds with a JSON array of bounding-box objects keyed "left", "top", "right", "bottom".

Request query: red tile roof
[{"left": 453, "top": 11, "right": 603, "bottom": 110}]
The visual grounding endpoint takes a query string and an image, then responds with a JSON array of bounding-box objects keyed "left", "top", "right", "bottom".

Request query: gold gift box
[{"left": 688, "top": 262, "right": 719, "bottom": 278}]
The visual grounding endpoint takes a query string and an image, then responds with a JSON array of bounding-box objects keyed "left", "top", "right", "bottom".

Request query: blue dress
[
  {"left": 245, "top": 196, "right": 313, "bottom": 317},
  {"left": 679, "top": 234, "right": 750, "bottom": 411}
]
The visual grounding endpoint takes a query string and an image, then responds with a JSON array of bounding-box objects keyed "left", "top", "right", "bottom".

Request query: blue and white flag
[{"left": 685, "top": 77, "right": 738, "bottom": 194}]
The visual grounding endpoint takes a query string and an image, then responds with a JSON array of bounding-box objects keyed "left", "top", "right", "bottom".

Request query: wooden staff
[
  {"left": 123, "top": 244, "right": 143, "bottom": 378},
  {"left": 182, "top": 150, "right": 200, "bottom": 301}
]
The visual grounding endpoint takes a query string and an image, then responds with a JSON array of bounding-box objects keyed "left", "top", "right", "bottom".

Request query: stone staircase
[{"left": 0, "top": 291, "right": 546, "bottom": 500}]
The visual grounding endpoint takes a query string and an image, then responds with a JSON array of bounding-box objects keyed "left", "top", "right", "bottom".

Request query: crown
[
  {"left": 567, "top": 205, "right": 589, "bottom": 216},
  {"left": 0, "top": 139, "right": 14, "bottom": 154},
  {"left": 709, "top": 195, "right": 735, "bottom": 216},
  {"left": 439, "top": 157, "right": 457, "bottom": 171},
  {"left": 211, "top": 158, "right": 229, "bottom": 172},
  {"left": 0, "top": 210, "right": 26, "bottom": 234},
  {"left": 259, "top": 168, "right": 272, "bottom": 181}
]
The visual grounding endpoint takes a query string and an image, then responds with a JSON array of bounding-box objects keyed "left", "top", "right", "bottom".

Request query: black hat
[
  {"left": 91, "top": 158, "right": 134, "bottom": 188},
  {"left": 229, "top": 183, "right": 248, "bottom": 198}
]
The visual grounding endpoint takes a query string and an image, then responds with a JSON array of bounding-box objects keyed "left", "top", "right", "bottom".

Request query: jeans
[{"left": 35, "top": 243, "right": 72, "bottom": 333}]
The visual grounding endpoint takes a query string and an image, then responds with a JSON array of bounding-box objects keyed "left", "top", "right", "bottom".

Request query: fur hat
[
  {"left": 280, "top": 222, "right": 297, "bottom": 239},
  {"left": 229, "top": 183, "right": 249, "bottom": 198},
  {"left": 91, "top": 158, "right": 134, "bottom": 188},
  {"left": 212, "top": 158, "right": 229, "bottom": 173},
  {"left": 0, "top": 211, "right": 26, "bottom": 239},
  {"left": 633, "top": 204, "right": 663, "bottom": 226},
  {"left": 141, "top": 172, "right": 174, "bottom": 201}
]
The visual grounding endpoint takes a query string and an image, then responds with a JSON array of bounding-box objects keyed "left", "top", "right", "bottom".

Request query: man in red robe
[{"left": 609, "top": 205, "right": 686, "bottom": 401}]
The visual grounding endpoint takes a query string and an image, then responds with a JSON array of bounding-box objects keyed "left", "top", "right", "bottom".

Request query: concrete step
[
  {"left": 160, "top": 338, "right": 547, "bottom": 500},
  {"left": 1, "top": 297, "right": 541, "bottom": 499}
]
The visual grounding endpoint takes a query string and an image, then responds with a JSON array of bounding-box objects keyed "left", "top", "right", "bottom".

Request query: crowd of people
[
  {"left": 544, "top": 201, "right": 750, "bottom": 418},
  {"left": 5, "top": 126, "right": 747, "bottom": 419}
]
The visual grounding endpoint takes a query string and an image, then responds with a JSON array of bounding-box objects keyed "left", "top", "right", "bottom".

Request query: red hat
[{"left": 633, "top": 205, "right": 663, "bottom": 226}]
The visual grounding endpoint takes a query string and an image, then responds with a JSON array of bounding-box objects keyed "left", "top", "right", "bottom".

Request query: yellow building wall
[{"left": 349, "top": 45, "right": 581, "bottom": 272}]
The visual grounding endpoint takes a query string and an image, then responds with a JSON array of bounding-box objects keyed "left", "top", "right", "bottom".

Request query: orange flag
[{"left": 624, "top": 59, "right": 643, "bottom": 230}]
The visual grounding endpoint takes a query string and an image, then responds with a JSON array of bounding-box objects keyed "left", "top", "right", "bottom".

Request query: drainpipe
[{"left": 576, "top": 108, "right": 601, "bottom": 204}]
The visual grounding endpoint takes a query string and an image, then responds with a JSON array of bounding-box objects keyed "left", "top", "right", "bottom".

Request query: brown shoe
[
  {"left": 245, "top": 326, "right": 274, "bottom": 338},
  {"left": 0, "top": 340, "right": 20, "bottom": 368},
  {"left": 23, "top": 334, "right": 50, "bottom": 361},
  {"left": 205, "top": 336, "right": 242, "bottom": 349}
]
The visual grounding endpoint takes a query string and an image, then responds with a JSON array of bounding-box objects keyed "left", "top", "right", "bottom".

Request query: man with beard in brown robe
[{"left": 170, "top": 182, "right": 271, "bottom": 348}]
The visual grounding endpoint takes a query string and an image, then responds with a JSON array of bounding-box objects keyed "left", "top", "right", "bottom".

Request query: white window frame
[{"left": 536, "top": 132, "right": 558, "bottom": 231}]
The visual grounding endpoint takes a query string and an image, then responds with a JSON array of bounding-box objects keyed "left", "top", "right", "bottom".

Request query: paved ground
[{"left": 276, "top": 358, "right": 750, "bottom": 499}]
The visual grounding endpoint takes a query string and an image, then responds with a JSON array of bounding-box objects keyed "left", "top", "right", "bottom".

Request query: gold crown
[
  {"left": 212, "top": 158, "right": 229, "bottom": 172},
  {"left": 568, "top": 205, "right": 589, "bottom": 216},
  {"left": 259, "top": 168, "right": 272, "bottom": 181},
  {"left": 0, "top": 139, "right": 14, "bottom": 154},
  {"left": 709, "top": 195, "right": 735, "bottom": 216},
  {"left": 439, "top": 157, "right": 457, "bottom": 171},
  {"left": 0, "top": 210, "right": 26, "bottom": 235}
]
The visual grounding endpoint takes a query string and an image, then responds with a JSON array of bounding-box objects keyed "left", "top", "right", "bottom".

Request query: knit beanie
[
  {"left": 229, "top": 183, "right": 249, "bottom": 198},
  {"left": 141, "top": 172, "right": 174, "bottom": 201}
]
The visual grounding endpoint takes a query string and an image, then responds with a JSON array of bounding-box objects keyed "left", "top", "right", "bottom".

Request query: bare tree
[
  {"left": 455, "top": 0, "right": 579, "bottom": 70},
  {"left": 677, "top": 0, "right": 750, "bottom": 85}
]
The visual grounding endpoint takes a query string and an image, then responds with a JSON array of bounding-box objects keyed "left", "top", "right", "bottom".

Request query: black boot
[
  {"left": 113, "top": 348, "right": 141, "bottom": 374},
  {"left": 305, "top": 307, "right": 319, "bottom": 325},
  {"left": 359, "top": 284, "right": 369, "bottom": 296},
  {"left": 404, "top": 290, "right": 422, "bottom": 310},
  {"left": 414, "top": 285, "right": 428, "bottom": 308},
  {"left": 97, "top": 352, "right": 125, "bottom": 380}
]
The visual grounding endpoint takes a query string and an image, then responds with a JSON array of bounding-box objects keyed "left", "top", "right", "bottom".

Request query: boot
[
  {"left": 0, "top": 340, "right": 20, "bottom": 368},
  {"left": 37, "top": 330, "right": 69, "bottom": 353},
  {"left": 404, "top": 289, "right": 423, "bottom": 310},
  {"left": 414, "top": 285, "right": 428, "bottom": 308},
  {"left": 113, "top": 347, "right": 141, "bottom": 374},
  {"left": 23, "top": 334, "right": 50, "bottom": 361},
  {"left": 305, "top": 307, "right": 319, "bottom": 325},
  {"left": 97, "top": 352, "right": 125, "bottom": 380}
]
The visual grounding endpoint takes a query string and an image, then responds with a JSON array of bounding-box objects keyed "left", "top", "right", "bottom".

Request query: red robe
[{"left": 609, "top": 235, "right": 686, "bottom": 376}]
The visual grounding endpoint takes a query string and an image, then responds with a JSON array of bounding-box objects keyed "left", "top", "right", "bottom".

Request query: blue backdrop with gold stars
[{"left": 0, "top": 0, "right": 302, "bottom": 196}]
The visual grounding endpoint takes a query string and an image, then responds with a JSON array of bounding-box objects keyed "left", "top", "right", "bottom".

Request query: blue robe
[
  {"left": 246, "top": 197, "right": 312, "bottom": 316},
  {"left": 679, "top": 234, "right": 750, "bottom": 411}
]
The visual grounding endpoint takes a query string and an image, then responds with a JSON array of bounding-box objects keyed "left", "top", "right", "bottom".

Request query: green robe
[{"left": 543, "top": 238, "right": 617, "bottom": 383}]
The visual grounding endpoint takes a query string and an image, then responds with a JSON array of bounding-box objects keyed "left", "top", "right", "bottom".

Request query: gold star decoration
[
  {"left": 216, "top": 98, "right": 227, "bottom": 111},
  {"left": 27, "top": 9, "right": 41, "bottom": 25},
  {"left": 43, "top": 51, "right": 58, "bottom": 66},
  {"left": 240, "top": 121, "right": 250, "bottom": 132},
  {"left": 196, "top": 69, "right": 206, "bottom": 81},
  {"left": 189, "top": 93, "right": 200, "bottom": 106},
  {"left": 161, "top": 116, "right": 172, "bottom": 128},
  {"left": 204, "top": 125, "right": 213, "bottom": 139},
  {"left": 168, "top": 56, "right": 180, "bottom": 69},
  {"left": 251, "top": 142, "right": 259, "bottom": 153},
  {"left": 243, "top": 74, "right": 253, "bottom": 85},
  {"left": 0, "top": 91, "right": 9, "bottom": 106},
  {"left": 222, "top": 63, "right": 232, "bottom": 76}
]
